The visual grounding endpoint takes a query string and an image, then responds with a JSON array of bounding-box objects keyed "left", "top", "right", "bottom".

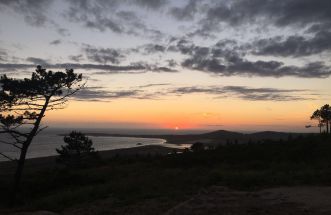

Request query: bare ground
[
  {"left": 36, "top": 186, "right": 330, "bottom": 215},
  {"left": 10, "top": 186, "right": 331, "bottom": 215},
  {"left": 165, "top": 186, "right": 331, "bottom": 215}
]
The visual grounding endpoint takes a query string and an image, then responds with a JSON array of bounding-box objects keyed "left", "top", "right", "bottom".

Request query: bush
[
  {"left": 190, "top": 142, "right": 205, "bottom": 152},
  {"left": 56, "top": 131, "right": 99, "bottom": 168}
]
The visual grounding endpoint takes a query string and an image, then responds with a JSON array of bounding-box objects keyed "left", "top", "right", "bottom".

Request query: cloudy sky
[{"left": 0, "top": 0, "right": 330, "bottom": 131}]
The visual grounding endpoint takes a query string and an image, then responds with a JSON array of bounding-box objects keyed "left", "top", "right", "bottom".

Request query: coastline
[
  {"left": 83, "top": 130, "right": 305, "bottom": 145},
  {"left": 0, "top": 145, "right": 182, "bottom": 174}
]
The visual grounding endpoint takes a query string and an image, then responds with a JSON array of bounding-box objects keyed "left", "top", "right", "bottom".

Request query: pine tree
[
  {"left": 0, "top": 66, "right": 83, "bottom": 205},
  {"left": 56, "top": 131, "right": 97, "bottom": 167}
]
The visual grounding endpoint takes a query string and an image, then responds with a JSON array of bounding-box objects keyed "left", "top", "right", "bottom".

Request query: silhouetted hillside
[
  {"left": 200, "top": 130, "right": 244, "bottom": 139},
  {"left": 249, "top": 131, "right": 295, "bottom": 140},
  {"left": 84, "top": 130, "right": 307, "bottom": 145}
]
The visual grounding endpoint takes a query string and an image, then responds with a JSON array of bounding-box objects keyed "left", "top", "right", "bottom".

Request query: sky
[{"left": 0, "top": 0, "right": 330, "bottom": 132}]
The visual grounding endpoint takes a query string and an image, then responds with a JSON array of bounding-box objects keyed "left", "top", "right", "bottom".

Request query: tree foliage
[
  {"left": 56, "top": 131, "right": 97, "bottom": 167},
  {"left": 190, "top": 142, "right": 205, "bottom": 152},
  {"left": 0, "top": 66, "right": 83, "bottom": 153},
  {"left": 0, "top": 66, "right": 83, "bottom": 204},
  {"left": 310, "top": 104, "right": 331, "bottom": 134}
]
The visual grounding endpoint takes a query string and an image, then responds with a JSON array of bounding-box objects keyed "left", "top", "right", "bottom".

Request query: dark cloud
[
  {"left": 0, "top": 63, "right": 144, "bottom": 72},
  {"left": 0, "top": 49, "right": 7, "bottom": 62},
  {"left": 170, "top": 85, "right": 312, "bottom": 101},
  {"left": 142, "top": 44, "right": 166, "bottom": 54},
  {"left": 0, "top": 62, "right": 177, "bottom": 74},
  {"left": 222, "top": 86, "right": 307, "bottom": 101},
  {"left": 109, "top": 61, "right": 178, "bottom": 73},
  {"left": 192, "top": 0, "right": 331, "bottom": 36},
  {"left": 0, "top": 1, "right": 73, "bottom": 37},
  {"left": 64, "top": 1, "right": 121, "bottom": 32},
  {"left": 2, "top": 0, "right": 331, "bottom": 80},
  {"left": 50, "top": 39, "right": 62, "bottom": 45},
  {"left": 0, "top": 63, "right": 33, "bottom": 71},
  {"left": 73, "top": 87, "right": 141, "bottom": 101},
  {"left": 123, "top": 43, "right": 169, "bottom": 56},
  {"left": 84, "top": 46, "right": 124, "bottom": 64},
  {"left": 56, "top": 27, "right": 70, "bottom": 37},
  {"left": 169, "top": 0, "right": 202, "bottom": 21},
  {"left": 0, "top": 0, "right": 53, "bottom": 27},
  {"left": 26, "top": 57, "right": 49, "bottom": 65},
  {"left": 0, "top": 0, "right": 168, "bottom": 38},
  {"left": 64, "top": 1, "right": 166, "bottom": 38},
  {"left": 72, "top": 84, "right": 165, "bottom": 101},
  {"left": 166, "top": 59, "right": 177, "bottom": 67},
  {"left": 69, "top": 54, "right": 84, "bottom": 62},
  {"left": 178, "top": 39, "right": 331, "bottom": 78},
  {"left": 168, "top": 38, "right": 195, "bottom": 54},
  {"left": 173, "top": 0, "right": 331, "bottom": 42},
  {"left": 138, "top": 83, "right": 170, "bottom": 88},
  {"left": 73, "top": 84, "right": 310, "bottom": 102},
  {"left": 184, "top": 56, "right": 331, "bottom": 78},
  {"left": 274, "top": 62, "right": 331, "bottom": 78},
  {"left": 253, "top": 31, "right": 331, "bottom": 57},
  {"left": 133, "top": 0, "right": 168, "bottom": 9},
  {"left": 69, "top": 13, "right": 123, "bottom": 33},
  {"left": 153, "top": 66, "right": 177, "bottom": 73}
]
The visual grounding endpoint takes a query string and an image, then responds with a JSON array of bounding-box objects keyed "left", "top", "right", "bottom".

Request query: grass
[{"left": 0, "top": 134, "right": 331, "bottom": 214}]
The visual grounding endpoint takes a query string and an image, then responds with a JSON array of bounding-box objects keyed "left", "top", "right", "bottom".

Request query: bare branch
[
  {"left": 0, "top": 152, "right": 16, "bottom": 162},
  {"left": 0, "top": 129, "right": 28, "bottom": 137},
  {"left": 0, "top": 140, "right": 22, "bottom": 149},
  {"left": 35, "top": 126, "right": 48, "bottom": 136},
  {"left": 49, "top": 82, "right": 86, "bottom": 104}
]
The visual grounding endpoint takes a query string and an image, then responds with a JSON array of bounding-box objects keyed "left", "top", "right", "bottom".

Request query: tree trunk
[
  {"left": 9, "top": 97, "right": 50, "bottom": 206},
  {"left": 326, "top": 121, "right": 329, "bottom": 134},
  {"left": 9, "top": 145, "right": 28, "bottom": 206}
]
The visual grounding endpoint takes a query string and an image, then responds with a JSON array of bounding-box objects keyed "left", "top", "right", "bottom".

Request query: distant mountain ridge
[{"left": 85, "top": 130, "right": 306, "bottom": 145}]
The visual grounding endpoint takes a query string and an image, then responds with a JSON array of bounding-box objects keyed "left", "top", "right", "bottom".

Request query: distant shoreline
[
  {"left": 0, "top": 145, "right": 181, "bottom": 173},
  {"left": 1, "top": 129, "right": 315, "bottom": 167},
  {"left": 81, "top": 130, "right": 312, "bottom": 145}
]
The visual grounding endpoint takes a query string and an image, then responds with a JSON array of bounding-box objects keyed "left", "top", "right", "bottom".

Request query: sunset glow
[
  {"left": 0, "top": 0, "right": 330, "bottom": 132},
  {"left": 2, "top": 2, "right": 331, "bottom": 213}
]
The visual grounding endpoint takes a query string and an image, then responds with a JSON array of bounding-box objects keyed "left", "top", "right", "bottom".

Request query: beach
[{"left": 0, "top": 128, "right": 192, "bottom": 162}]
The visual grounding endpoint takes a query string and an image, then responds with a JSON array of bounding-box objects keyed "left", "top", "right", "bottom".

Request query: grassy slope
[{"left": 0, "top": 134, "right": 331, "bottom": 214}]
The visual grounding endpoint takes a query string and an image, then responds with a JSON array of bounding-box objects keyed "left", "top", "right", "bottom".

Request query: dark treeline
[
  {"left": 184, "top": 133, "right": 331, "bottom": 166},
  {"left": 0, "top": 133, "right": 331, "bottom": 213}
]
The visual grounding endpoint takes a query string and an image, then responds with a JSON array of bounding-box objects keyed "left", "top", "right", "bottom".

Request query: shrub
[
  {"left": 190, "top": 142, "right": 205, "bottom": 152},
  {"left": 56, "top": 131, "right": 98, "bottom": 168}
]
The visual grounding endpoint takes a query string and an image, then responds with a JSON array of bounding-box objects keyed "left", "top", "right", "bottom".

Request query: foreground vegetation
[{"left": 0, "top": 134, "right": 331, "bottom": 214}]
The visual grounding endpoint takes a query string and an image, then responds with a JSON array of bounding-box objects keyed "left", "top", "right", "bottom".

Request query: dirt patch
[
  {"left": 63, "top": 196, "right": 181, "bottom": 215},
  {"left": 165, "top": 186, "right": 331, "bottom": 215},
  {"left": 260, "top": 187, "right": 331, "bottom": 213},
  {"left": 9, "top": 186, "right": 331, "bottom": 215}
]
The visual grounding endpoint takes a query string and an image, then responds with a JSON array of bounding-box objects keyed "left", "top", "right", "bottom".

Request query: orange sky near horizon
[
  {"left": 44, "top": 94, "right": 324, "bottom": 132},
  {"left": 1, "top": 0, "right": 331, "bottom": 133}
]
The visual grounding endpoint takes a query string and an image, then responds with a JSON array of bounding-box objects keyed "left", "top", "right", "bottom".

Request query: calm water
[{"left": 0, "top": 128, "right": 191, "bottom": 162}]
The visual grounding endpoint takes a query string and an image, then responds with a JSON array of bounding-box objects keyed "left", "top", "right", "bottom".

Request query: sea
[{"left": 0, "top": 128, "right": 196, "bottom": 162}]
